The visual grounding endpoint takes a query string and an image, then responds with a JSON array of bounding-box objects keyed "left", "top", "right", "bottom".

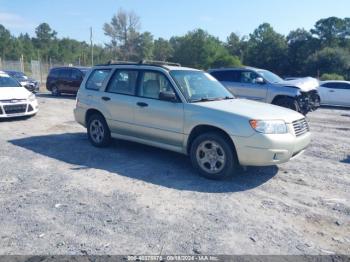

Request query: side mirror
[
  {"left": 255, "top": 77, "right": 265, "bottom": 84},
  {"left": 159, "top": 91, "right": 178, "bottom": 102}
]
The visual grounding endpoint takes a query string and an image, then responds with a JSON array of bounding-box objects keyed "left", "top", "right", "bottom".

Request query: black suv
[{"left": 46, "top": 67, "right": 90, "bottom": 96}]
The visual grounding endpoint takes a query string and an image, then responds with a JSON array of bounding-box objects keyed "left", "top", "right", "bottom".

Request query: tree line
[{"left": 1, "top": 9, "right": 350, "bottom": 80}]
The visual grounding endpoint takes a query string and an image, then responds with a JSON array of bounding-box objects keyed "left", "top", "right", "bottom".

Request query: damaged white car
[
  {"left": 0, "top": 71, "right": 38, "bottom": 118},
  {"left": 209, "top": 67, "right": 320, "bottom": 115}
]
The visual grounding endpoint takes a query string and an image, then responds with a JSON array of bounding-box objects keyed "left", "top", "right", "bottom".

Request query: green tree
[
  {"left": 0, "top": 25, "right": 12, "bottom": 59},
  {"left": 286, "top": 28, "right": 319, "bottom": 76},
  {"left": 153, "top": 38, "right": 173, "bottom": 61},
  {"left": 135, "top": 31, "right": 154, "bottom": 60},
  {"left": 18, "top": 33, "right": 36, "bottom": 61},
  {"left": 170, "top": 29, "right": 241, "bottom": 69},
  {"left": 320, "top": 73, "right": 345, "bottom": 81},
  {"left": 311, "top": 17, "right": 346, "bottom": 47},
  {"left": 33, "top": 23, "right": 57, "bottom": 62},
  {"left": 306, "top": 47, "right": 350, "bottom": 77},
  {"left": 225, "top": 32, "right": 246, "bottom": 61},
  {"left": 245, "top": 23, "right": 288, "bottom": 75}
]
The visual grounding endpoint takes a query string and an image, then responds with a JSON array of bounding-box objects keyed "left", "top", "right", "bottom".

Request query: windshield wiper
[{"left": 191, "top": 96, "right": 234, "bottom": 103}]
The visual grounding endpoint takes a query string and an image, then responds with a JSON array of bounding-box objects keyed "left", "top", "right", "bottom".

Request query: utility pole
[{"left": 90, "top": 27, "right": 94, "bottom": 66}]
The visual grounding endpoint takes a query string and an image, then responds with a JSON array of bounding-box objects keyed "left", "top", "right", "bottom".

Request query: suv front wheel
[
  {"left": 51, "top": 85, "right": 61, "bottom": 96},
  {"left": 87, "top": 114, "right": 111, "bottom": 147},
  {"left": 190, "top": 132, "right": 237, "bottom": 179}
]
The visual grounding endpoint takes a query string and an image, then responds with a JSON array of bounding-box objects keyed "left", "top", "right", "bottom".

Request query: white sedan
[
  {"left": 0, "top": 71, "right": 39, "bottom": 118},
  {"left": 319, "top": 81, "right": 350, "bottom": 107}
]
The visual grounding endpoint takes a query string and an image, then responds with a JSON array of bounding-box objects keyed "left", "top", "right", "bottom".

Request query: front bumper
[
  {"left": 232, "top": 127, "right": 311, "bottom": 166},
  {"left": 24, "top": 82, "right": 40, "bottom": 93},
  {"left": 0, "top": 100, "right": 39, "bottom": 118},
  {"left": 297, "top": 90, "right": 320, "bottom": 114}
]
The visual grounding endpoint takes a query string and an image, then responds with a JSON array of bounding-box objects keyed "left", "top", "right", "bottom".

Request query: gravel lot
[{"left": 0, "top": 94, "right": 349, "bottom": 255}]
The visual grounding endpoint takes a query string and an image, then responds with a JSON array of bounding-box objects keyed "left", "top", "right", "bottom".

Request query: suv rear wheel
[
  {"left": 87, "top": 113, "right": 111, "bottom": 147},
  {"left": 190, "top": 132, "right": 237, "bottom": 179}
]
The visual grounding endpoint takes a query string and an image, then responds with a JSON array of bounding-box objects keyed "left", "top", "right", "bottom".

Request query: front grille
[
  {"left": 0, "top": 99, "right": 26, "bottom": 103},
  {"left": 292, "top": 118, "right": 310, "bottom": 137},
  {"left": 4, "top": 104, "right": 27, "bottom": 114}
]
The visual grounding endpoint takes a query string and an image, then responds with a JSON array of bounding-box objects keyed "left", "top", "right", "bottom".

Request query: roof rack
[
  {"left": 97, "top": 60, "right": 181, "bottom": 69},
  {"left": 138, "top": 60, "right": 181, "bottom": 67}
]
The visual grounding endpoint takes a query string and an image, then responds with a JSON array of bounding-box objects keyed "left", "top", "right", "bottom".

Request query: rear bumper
[
  {"left": 74, "top": 106, "right": 86, "bottom": 127},
  {"left": 232, "top": 131, "right": 311, "bottom": 166}
]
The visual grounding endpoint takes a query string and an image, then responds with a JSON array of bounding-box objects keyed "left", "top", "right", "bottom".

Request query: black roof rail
[
  {"left": 95, "top": 60, "right": 181, "bottom": 69},
  {"left": 138, "top": 60, "right": 181, "bottom": 67}
]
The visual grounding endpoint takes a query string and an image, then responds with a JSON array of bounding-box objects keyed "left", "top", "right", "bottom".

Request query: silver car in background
[
  {"left": 209, "top": 67, "right": 320, "bottom": 115},
  {"left": 74, "top": 61, "right": 311, "bottom": 179}
]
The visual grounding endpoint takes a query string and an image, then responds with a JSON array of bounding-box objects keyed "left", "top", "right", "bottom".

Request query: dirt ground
[{"left": 0, "top": 94, "right": 349, "bottom": 255}]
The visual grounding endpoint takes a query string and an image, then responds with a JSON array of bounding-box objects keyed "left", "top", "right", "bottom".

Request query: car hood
[
  {"left": 193, "top": 98, "right": 305, "bottom": 124},
  {"left": 0, "top": 87, "right": 31, "bottom": 100},
  {"left": 278, "top": 77, "right": 319, "bottom": 92}
]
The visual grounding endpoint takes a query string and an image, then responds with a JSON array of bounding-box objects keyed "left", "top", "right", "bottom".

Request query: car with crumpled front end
[
  {"left": 0, "top": 71, "right": 38, "bottom": 118},
  {"left": 5, "top": 70, "right": 40, "bottom": 93},
  {"left": 74, "top": 61, "right": 311, "bottom": 179},
  {"left": 209, "top": 67, "right": 320, "bottom": 115}
]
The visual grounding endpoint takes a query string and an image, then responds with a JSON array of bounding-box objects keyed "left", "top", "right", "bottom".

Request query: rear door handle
[
  {"left": 102, "top": 96, "right": 111, "bottom": 101},
  {"left": 329, "top": 90, "right": 335, "bottom": 93},
  {"left": 137, "top": 102, "right": 148, "bottom": 107}
]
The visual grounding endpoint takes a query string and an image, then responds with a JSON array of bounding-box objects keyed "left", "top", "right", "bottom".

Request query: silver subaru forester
[{"left": 74, "top": 61, "right": 311, "bottom": 179}]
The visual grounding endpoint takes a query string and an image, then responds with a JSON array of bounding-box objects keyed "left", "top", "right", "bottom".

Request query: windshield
[
  {"left": 0, "top": 76, "right": 21, "bottom": 87},
  {"left": 170, "top": 70, "right": 234, "bottom": 102},
  {"left": 257, "top": 70, "right": 283, "bottom": 84}
]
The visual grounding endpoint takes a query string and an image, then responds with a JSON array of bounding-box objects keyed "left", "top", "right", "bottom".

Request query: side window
[
  {"left": 106, "top": 70, "right": 138, "bottom": 95},
  {"left": 211, "top": 71, "right": 239, "bottom": 82},
  {"left": 321, "top": 83, "right": 332, "bottom": 88},
  {"left": 240, "top": 71, "right": 259, "bottom": 84},
  {"left": 71, "top": 69, "right": 82, "bottom": 80},
  {"left": 333, "top": 83, "right": 350, "bottom": 89},
  {"left": 323, "top": 83, "right": 348, "bottom": 89},
  {"left": 49, "top": 69, "right": 59, "bottom": 78},
  {"left": 59, "top": 69, "right": 71, "bottom": 79},
  {"left": 86, "top": 69, "right": 111, "bottom": 90},
  {"left": 138, "top": 71, "right": 173, "bottom": 99}
]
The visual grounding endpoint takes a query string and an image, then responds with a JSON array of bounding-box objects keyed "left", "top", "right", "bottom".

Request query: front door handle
[
  {"left": 137, "top": 102, "right": 148, "bottom": 107},
  {"left": 102, "top": 96, "right": 111, "bottom": 101},
  {"left": 329, "top": 90, "right": 335, "bottom": 93}
]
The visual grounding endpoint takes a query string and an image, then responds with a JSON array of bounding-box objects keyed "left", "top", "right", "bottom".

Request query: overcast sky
[{"left": 0, "top": 0, "right": 349, "bottom": 44}]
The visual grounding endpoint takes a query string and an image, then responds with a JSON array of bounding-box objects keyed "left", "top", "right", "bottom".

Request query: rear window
[{"left": 86, "top": 69, "right": 111, "bottom": 90}]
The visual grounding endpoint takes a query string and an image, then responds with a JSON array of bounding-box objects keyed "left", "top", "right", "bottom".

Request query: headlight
[
  {"left": 28, "top": 93, "right": 36, "bottom": 102},
  {"left": 249, "top": 120, "right": 287, "bottom": 134}
]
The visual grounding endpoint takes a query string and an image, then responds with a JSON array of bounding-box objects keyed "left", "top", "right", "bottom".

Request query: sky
[{"left": 0, "top": 0, "right": 350, "bottom": 45}]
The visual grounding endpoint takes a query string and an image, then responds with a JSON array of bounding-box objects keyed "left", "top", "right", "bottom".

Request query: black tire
[
  {"left": 87, "top": 113, "right": 111, "bottom": 147},
  {"left": 190, "top": 132, "right": 237, "bottom": 180},
  {"left": 51, "top": 85, "right": 61, "bottom": 96},
  {"left": 273, "top": 97, "right": 299, "bottom": 112}
]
